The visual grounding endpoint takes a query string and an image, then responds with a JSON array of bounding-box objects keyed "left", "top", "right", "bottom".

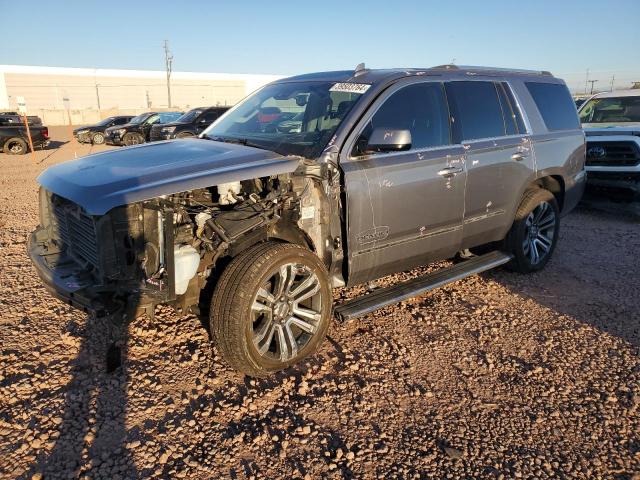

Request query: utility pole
[
  {"left": 588, "top": 79, "right": 599, "bottom": 94},
  {"left": 163, "top": 40, "right": 173, "bottom": 108},
  {"left": 610, "top": 75, "right": 615, "bottom": 92},
  {"left": 584, "top": 68, "right": 589, "bottom": 95},
  {"left": 94, "top": 83, "right": 101, "bottom": 111}
]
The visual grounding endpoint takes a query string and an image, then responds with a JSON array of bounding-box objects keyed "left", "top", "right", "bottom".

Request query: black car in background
[
  {"left": 149, "top": 106, "right": 230, "bottom": 141},
  {"left": 73, "top": 116, "right": 134, "bottom": 144},
  {"left": 1, "top": 124, "right": 49, "bottom": 154},
  {"left": 105, "top": 111, "right": 183, "bottom": 146}
]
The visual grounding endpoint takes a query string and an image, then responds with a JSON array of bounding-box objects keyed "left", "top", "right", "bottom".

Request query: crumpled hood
[{"left": 38, "top": 138, "right": 301, "bottom": 215}]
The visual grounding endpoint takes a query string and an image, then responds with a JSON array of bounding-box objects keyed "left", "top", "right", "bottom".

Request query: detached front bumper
[{"left": 28, "top": 227, "right": 118, "bottom": 317}]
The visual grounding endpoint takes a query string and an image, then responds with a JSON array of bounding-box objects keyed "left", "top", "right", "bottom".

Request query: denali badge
[
  {"left": 357, "top": 226, "right": 389, "bottom": 245},
  {"left": 587, "top": 146, "right": 606, "bottom": 158}
]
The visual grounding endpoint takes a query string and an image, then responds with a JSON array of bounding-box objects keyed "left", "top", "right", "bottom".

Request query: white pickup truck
[{"left": 579, "top": 90, "right": 640, "bottom": 199}]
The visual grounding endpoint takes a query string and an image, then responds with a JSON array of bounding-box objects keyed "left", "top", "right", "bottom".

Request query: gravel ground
[{"left": 1, "top": 128, "right": 639, "bottom": 479}]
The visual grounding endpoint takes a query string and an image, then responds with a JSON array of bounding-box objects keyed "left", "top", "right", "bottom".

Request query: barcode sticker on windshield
[{"left": 329, "top": 83, "right": 371, "bottom": 94}]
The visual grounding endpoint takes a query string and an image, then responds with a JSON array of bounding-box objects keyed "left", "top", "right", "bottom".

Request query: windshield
[
  {"left": 96, "top": 117, "right": 116, "bottom": 126},
  {"left": 579, "top": 96, "right": 640, "bottom": 124},
  {"left": 177, "top": 109, "right": 203, "bottom": 123},
  {"left": 158, "top": 112, "right": 183, "bottom": 123},
  {"left": 203, "top": 81, "right": 366, "bottom": 158},
  {"left": 129, "top": 113, "right": 151, "bottom": 125}
]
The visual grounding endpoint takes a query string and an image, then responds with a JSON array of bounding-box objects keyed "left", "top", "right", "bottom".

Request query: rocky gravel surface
[{"left": 1, "top": 129, "right": 639, "bottom": 479}]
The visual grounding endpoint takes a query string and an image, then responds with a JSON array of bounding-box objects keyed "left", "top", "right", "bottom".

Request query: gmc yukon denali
[{"left": 29, "top": 65, "right": 586, "bottom": 376}]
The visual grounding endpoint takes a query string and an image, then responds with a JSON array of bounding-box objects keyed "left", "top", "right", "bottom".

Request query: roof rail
[{"left": 428, "top": 65, "right": 553, "bottom": 77}]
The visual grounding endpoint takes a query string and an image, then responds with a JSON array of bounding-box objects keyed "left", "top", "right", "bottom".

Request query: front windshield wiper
[{"left": 202, "top": 134, "right": 275, "bottom": 152}]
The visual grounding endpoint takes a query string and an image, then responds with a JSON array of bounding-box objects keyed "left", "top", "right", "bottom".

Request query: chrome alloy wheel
[
  {"left": 522, "top": 201, "right": 556, "bottom": 265},
  {"left": 251, "top": 263, "right": 322, "bottom": 362},
  {"left": 9, "top": 141, "right": 24, "bottom": 154}
]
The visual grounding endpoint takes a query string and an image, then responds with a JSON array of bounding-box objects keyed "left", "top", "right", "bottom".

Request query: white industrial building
[{"left": 0, "top": 65, "right": 282, "bottom": 125}]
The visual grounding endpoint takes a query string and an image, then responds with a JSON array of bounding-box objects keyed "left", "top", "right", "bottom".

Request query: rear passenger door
[
  {"left": 341, "top": 80, "right": 466, "bottom": 285},
  {"left": 445, "top": 81, "right": 534, "bottom": 248}
]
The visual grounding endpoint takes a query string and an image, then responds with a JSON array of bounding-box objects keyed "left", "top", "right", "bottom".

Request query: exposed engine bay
[{"left": 29, "top": 157, "right": 344, "bottom": 322}]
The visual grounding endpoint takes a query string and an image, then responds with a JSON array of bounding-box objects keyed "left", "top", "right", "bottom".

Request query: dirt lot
[{"left": 1, "top": 127, "right": 639, "bottom": 479}]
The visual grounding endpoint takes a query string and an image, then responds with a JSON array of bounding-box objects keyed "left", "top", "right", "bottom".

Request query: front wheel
[
  {"left": 506, "top": 188, "right": 560, "bottom": 273},
  {"left": 123, "top": 132, "right": 144, "bottom": 146},
  {"left": 3, "top": 137, "right": 28, "bottom": 155},
  {"left": 92, "top": 132, "right": 105, "bottom": 144},
  {"left": 210, "top": 242, "right": 332, "bottom": 377}
]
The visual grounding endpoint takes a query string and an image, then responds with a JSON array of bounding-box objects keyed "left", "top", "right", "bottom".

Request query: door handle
[
  {"left": 511, "top": 152, "right": 528, "bottom": 161},
  {"left": 437, "top": 166, "right": 463, "bottom": 178}
]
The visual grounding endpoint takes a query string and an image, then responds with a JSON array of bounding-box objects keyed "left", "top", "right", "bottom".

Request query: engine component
[
  {"left": 174, "top": 244, "right": 200, "bottom": 295},
  {"left": 217, "top": 181, "right": 242, "bottom": 205}
]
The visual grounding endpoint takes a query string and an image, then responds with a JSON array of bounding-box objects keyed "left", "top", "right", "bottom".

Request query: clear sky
[{"left": 1, "top": 0, "right": 639, "bottom": 93}]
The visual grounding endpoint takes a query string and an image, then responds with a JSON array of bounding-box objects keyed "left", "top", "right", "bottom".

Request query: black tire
[
  {"left": 123, "top": 132, "right": 144, "bottom": 146},
  {"left": 506, "top": 188, "right": 560, "bottom": 273},
  {"left": 176, "top": 132, "right": 194, "bottom": 139},
  {"left": 210, "top": 242, "right": 332, "bottom": 377},
  {"left": 3, "top": 137, "right": 28, "bottom": 155},
  {"left": 92, "top": 132, "right": 105, "bottom": 145}
]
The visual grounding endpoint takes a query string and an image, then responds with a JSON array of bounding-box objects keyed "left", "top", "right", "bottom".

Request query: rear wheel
[
  {"left": 92, "top": 132, "right": 105, "bottom": 145},
  {"left": 210, "top": 242, "right": 332, "bottom": 377},
  {"left": 3, "top": 137, "right": 28, "bottom": 155},
  {"left": 506, "top": 188, "right": 559, "bottom": 273},
  {"left": 123, "top": 132, "right": 144, "bottom": 146}
]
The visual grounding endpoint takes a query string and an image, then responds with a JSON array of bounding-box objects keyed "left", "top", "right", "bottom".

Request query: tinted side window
[
  {"left": 500, "top": 83, "right": 527, "bottom": 133},
  {"left": 355, "top": 82, "right": 450, "bottom": 155},
  {"left": 525, "top": 82, "right": 580, "bottom": 131},
  {"left": 445, "top": 81, "right": 505, "bottom": 142},
  {"left": 202, "top": 111, "right": 222, "bottom": 123},
  {"left": 115, "top": 117, "right": 129, "bottom": 125},
  {"left": 495, "top": 84, "right": 517, "bottom": 135}
]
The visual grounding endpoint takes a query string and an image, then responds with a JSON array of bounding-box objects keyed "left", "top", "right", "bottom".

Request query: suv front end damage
[{"left": 28, "top": 159, "right": 338, "bottom": 322}]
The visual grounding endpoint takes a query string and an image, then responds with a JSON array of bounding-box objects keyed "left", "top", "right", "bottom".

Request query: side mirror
[{"left": 365, "top": 128, "right": 412, "bottom": 153}]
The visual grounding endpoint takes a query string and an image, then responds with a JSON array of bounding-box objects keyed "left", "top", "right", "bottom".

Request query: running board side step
[{"left": 334, "top": 251, "right": 512, "bottom": 321}]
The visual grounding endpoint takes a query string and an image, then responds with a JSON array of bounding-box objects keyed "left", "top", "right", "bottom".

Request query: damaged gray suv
[{"left": 29, "top": 65, "right": 586, "bottom": 376}]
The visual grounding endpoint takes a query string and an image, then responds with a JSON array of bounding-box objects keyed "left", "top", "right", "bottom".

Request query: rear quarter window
[{"left": 525, "top": 82, "right": 580, "bottom": 131}]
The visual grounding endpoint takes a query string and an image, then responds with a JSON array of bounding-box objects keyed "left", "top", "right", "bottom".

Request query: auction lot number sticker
[{"left": 329, "top": 83, "right": 371, "bottom": 94}]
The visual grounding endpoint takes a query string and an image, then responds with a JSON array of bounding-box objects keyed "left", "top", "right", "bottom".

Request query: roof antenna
[{"left": 354, "top": 62, "right": 367, "bottom": 77}]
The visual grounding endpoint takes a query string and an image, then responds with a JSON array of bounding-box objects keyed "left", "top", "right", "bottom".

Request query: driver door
[{"left": 340, "top": 80, "right": 466, "bottom": 286}]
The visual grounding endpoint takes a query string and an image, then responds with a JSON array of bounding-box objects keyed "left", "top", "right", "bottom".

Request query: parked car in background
[
  {"left": 1, "top": 124, "right": 49, "bottom": 154},
  {"left": 105, "top": 111, "right": 183, "bottom": 146},
  {"left": 29, "top": 65, "right": 585, "bottom": 376},
  {"left": 73, "top": 116, "right": 134, "bottom": 144},
  {"left": 149, "top": 107, "right": 229, "bottom": 141},
  {"left": 0, "top": 112, "right": 43, "bottom": 126},
  {"left": 579, "top": 90, "right": 640, "bottom": 199}
]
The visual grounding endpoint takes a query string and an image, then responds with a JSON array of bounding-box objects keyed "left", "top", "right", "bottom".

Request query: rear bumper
[{"left": 562, "top": 170, "right": 587, "bottom": 216}]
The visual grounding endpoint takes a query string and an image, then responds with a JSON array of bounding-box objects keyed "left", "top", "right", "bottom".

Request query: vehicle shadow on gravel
[
  {"left": 489, "top": 206, "right": 640, "bottom": 349},
  {"left": 27, "top": 315, "right": 139, "bottom": 479},
  {"left": 26, "top": 201, "right": 142, "bottom": 478}
]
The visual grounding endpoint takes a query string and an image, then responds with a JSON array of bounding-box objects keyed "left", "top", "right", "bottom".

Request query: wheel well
[{"left": 534, "top": 175, "right": 565, "bottom": 211}]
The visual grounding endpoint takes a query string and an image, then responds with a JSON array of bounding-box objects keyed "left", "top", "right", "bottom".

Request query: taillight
[{"left": 42, "top": 127, "right": 49, "bottom": 139}]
